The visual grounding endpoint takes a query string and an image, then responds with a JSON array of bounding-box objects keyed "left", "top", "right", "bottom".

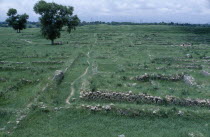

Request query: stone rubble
[
  {"left": 183, "top": 75, "right": 197, "bottom": 86},
  {"left": 80, "top": 103, "right": 190, "bottom": 118},
  {"left": 53, "top": 70, "right": 64, "bottom": 83},
  {"left": 81, "top": 104, "right": 113, "bottom": 112},
  {"left": 186, "top": 54, "right": 193, "bottom": 58}
]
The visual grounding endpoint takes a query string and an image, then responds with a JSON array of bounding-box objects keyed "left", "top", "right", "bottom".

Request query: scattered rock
[
  {"left": 81, "top": 104, "right": 112, "bottom": 112},
  {"left": 102, "top": 105, "right": 111, "bottom": 111},
  {"left": 180, "top": 43, "right": 192, "bottom": 47},
  {"left": 186, "top": 54, "right": 192, "bottom": 58},
  {"left": 71, "top": 98, "right": 76, "bottom": 102},
  {"left": 178, "top": 110, "right": 184, "bottom": 116},
  {"left": 118, "top": 134, "right": 125, "bottom": 137},
  {"left": 152, "top": 109, "right": 160, "bottom": 114},
  {"left": 53, "top": 70, "right": 64, "bottom": 83},
  {"left": 16, "top": 121, "right": 20, "bottom": 124},
  {"left": 184, "top": 75, "right": 197, "bottom": 86},
  {"left": 188, "top": 132, "right": 204, "bottom": 137},
  {"left": 132, "top": 83, "right": 137, "bottom": 86},
  {"left": 0, "top": 128, "right": 5, "bottom": 131}
]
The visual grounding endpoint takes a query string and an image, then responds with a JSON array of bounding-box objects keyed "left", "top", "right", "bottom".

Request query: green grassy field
[{"left": 0, "top": 25, "right": 210, "bottom": 137}]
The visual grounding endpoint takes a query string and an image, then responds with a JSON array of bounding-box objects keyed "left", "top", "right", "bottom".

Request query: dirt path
[
  {"left": 65, "top": 33, "right": 97, "bottom": 105},
  {"left": 65, "top": 52, "right": 90, "bottom": 104}
]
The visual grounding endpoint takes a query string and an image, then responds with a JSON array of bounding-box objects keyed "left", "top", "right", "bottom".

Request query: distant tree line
[
  {"left": 0, "top": 21, "right": 40, "bottom": 28},
  {"left": 1, "top": 21, "right": 210, "bottom": 28},
  {"left": 27, "top": 21, "right": 41, "bottom": 28},
  {"left": 0, "top": 22, "right": 8, "bottom": 27},
  {"left": 79, "top": 21, "right": 210, "bottom": 27}
]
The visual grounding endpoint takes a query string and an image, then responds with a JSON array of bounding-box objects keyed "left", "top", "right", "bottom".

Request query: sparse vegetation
[{"left": 0, "top": 24, "right": 210, "bottom": 137}]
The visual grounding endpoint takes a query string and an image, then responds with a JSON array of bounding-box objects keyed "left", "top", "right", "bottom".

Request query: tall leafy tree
[
  {"left": 6, "top": 8, "right": 29, "bottom": 33},
  {"left": 34, "top": 0, "right": 80, "bottom": 45}
]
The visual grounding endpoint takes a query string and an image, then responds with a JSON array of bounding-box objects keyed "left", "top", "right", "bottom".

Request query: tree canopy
[
  {"left": 6, "top": 8, "right": 29, "bottom": 33},
  {"left": 34, "top": 0, "right": 80, "bottom": 45}
]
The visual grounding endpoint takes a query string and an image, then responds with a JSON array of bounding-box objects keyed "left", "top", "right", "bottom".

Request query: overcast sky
[{"left": 1, "top": 0, "right": 210, "bottom": 23}]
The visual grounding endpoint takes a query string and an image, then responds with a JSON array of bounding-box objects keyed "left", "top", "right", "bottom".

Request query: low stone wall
[
  {"left": 154, "top": 65, "right": 202, "bottom": 70},
  {"left": 201, "top": 70, "right": 210, "bottom": 76},
  {"left": 134, "top": 73, "right": 197, "bottom": 86},
  {"left": 0, "top": 66, "right": 59, "bottom": 72},
  {"left": 172, "top": 65, "right": 202, "bottom": 69},
  {"left": 0, "top": 78, "right": 7, "bottom": 82},
  {"left": 80, "top": 91, "right": 210, "bottom": 107},
  {"left": 31, "top": 61, "right": 64, "bottom": 64},
  {"left": 0, "top": 61, "right": 25, "bottom": 64},
  {"left": 0, "top": 79, "right": 39, "bottom": 97},
  {"left": 80, "top": 104, "right": 186, "bottom": 118},
  {"left": 0, "top": 66, "right": 35, "bottom": 71},
  {"left": 203, "top": 56, "right": 210, "bottom": 59},
  {"left": 134, "top": 73, "right": 184, "bottom": 82}
]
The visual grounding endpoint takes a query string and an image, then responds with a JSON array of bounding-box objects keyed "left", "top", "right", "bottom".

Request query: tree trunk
[{"left": 51, "top": 39, "right": 54, "bottom": 45}]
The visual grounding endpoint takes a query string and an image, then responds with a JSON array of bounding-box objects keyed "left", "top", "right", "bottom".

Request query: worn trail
[
  {"left": 65, "top": 52, "right": 90, "bottom": 104},
  {"left": 66, "top": 33, "right": 97, "bottom": 105}
]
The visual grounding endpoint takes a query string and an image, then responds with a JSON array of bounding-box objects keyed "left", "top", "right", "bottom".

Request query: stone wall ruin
[{"left": 80, "top": 90, "right": 210, "bottom": 107}]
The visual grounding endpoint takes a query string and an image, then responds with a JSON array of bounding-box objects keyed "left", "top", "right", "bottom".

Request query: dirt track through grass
[
  {"left": 66, "top": 33, "right": 97, "bottom": 105},
  {"left": 65, "top": 53, "right": 90, "bottom": 104}
]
